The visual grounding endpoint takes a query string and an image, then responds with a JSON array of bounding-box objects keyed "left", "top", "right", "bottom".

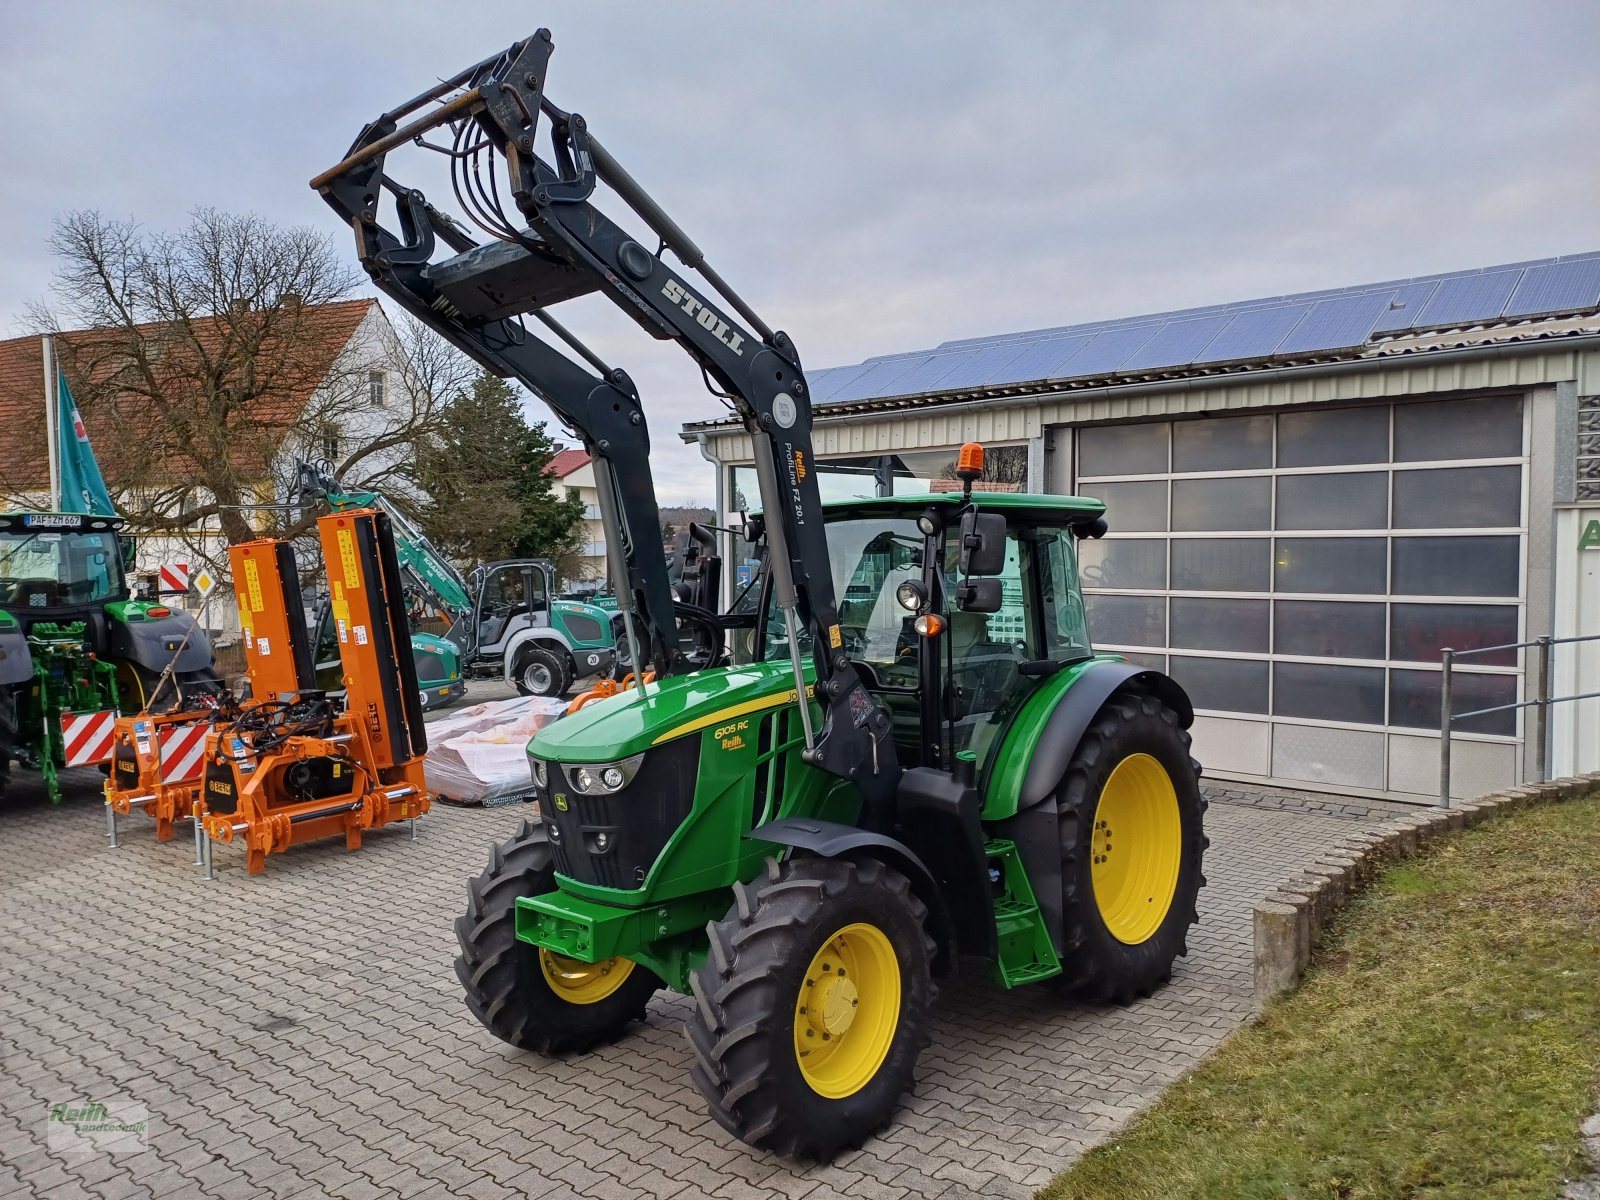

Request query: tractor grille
[{"left": 543, "top": 737, "right": 699, "bottom": 890}]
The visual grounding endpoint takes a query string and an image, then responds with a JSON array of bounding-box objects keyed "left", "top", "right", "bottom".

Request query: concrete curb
[{"left": 1253, "top": 771, "right": 1600, "bottom": 1003}]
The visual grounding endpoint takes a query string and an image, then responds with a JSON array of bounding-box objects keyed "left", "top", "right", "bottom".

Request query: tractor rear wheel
[
  {"left": 454, "top": 819, "right": 660, "bottom": 1054},
  {"left": 1053, "top": 692, "right": 1206, "bottom": 1004},
  {"left": 685, "top": 856, "right": 934, "bottom": 1159}
]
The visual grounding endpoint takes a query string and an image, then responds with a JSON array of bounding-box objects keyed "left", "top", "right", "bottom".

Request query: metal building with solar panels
[{"left": 684, "top": 252, "right": 1600, "bottom": 802}]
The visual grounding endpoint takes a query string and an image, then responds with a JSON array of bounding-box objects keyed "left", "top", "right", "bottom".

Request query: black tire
[
  {"left": 685, "top": 856, "right": 935, "bottom": 1159},
  {"left": 609, "top": 614, "right": 633, "bottom": 681},
  {"left": 513, "top": 646, "right": 571, "bottom": 698},
  {"left": 453, "top": 819, "right": 660, "bottom": 1054},
  {"left": 1053, "top": 692, "right": 1207, "bottom": 1003},
  {"left": 0, "top": 684, "right": 16, "bottom": 799}
]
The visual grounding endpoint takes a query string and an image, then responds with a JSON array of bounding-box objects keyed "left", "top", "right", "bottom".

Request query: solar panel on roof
[
  {"left": 1118, "top": 315, "right": 1233, "bottom": 372},
  {"left": 1502, "top": 259, "right": 1600, "bottom": 318},
  {"left": 991, "top": 333, "right": 1095, "bottom": 386},
  {"left": 800, "top": 253, "right": 1594, "bottom": 404},
  {"left": 1193, "top": 303, "right": 1312, "bottom": 362},
  {"left": 806, "top": 362, "right": 877, "bottom": 403},
  {"left": 1274, "top": 291, "right": 1394, "bottom": 356},
  {"left": 844, "top": 355, "right": 943, "bottom": 401},
  {"left": 1414, "top": 268, "right": 1522, "bottom": 327},
  {"left": 925, "top": 344, "right": 1033, "bottom": 391},
  {"left": 882, "top": 350, "right": 979, "bottom": 395},
  {"left": 1060, "top": 324, "right": 1162, "bottom": 376},
  {"left": 1370, "top": 281, "right": 1440, "bottom": 334}
]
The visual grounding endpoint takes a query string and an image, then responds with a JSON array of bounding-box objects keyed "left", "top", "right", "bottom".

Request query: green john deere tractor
[
  {"left": 0, "top": 511, "right": 220, "bottom": 802},
  {"left": 456, "top": 492, "right": 1205, "bottom": 1156},
  {"left": 309, "top": 31, "right": 1204, "bottom": 1157}
]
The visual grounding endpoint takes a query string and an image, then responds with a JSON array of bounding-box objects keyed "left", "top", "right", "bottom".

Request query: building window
[
  {"left": 369, "top": 370, "right": 388, "bottom": 409},
  {"left": 321, "top": 426, "right": 341, "bottom": 464}
]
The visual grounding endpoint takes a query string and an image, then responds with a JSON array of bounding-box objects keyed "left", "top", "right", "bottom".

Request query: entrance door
[{"left": 1551, "top": 507, "right": 1600, "bottom": 775}]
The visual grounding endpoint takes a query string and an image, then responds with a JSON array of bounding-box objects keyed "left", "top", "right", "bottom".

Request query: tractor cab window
[
  {"left": 0, "top": 530, "right": 126, "bottom": 610},
  {"left": 943, "top": 528, "right": 1029, "bottom": 760},
  {"left": 762, "top": 517, "right": 924, "bottom": 680},
  {"left": 478, "top": 565, "right": 545, "bottom": 646}
]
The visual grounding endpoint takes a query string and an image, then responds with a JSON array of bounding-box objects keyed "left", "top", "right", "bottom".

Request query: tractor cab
[
  {"left": 0, "top": 512, "right": 129, "bottom": 635},
  {"left": 749, "top": 492, "right": 1103, "bottom": 774}
]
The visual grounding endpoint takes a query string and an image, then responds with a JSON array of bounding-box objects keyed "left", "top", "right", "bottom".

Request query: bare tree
[{"left": 11, "top": 209, "right": 463, "bottom": 583}]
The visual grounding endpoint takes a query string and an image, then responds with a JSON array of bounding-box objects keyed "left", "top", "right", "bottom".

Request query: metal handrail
[{"left": 1440, "top": 632, "right": 1600, "bottom": 805}]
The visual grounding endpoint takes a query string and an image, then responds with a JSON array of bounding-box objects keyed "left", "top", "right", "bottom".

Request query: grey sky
[{"left": 3, "top": 1, "right": 1595, "bottom": 504}]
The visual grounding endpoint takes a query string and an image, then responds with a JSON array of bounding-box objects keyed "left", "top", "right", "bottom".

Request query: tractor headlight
[
  {"left": 567, "top": 753, "right": 645, "bottom": 795},
  {"left": 895, "top": 580, "right": 928, "bottom": 612},
  {"left": 531, "top": 758, "right": 548, "bottom": 788}
]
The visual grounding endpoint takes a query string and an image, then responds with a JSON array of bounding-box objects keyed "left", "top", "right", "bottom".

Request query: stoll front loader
[{"left": 314, "top": 31, "right": 1206, "bottom": 1158}]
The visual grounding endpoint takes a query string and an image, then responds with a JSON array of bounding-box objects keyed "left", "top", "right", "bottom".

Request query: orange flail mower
[{"left": 197, "top": 509, "right": 432, "bottom": 875}]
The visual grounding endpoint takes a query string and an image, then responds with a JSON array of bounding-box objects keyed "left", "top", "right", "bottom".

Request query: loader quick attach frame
[
  {"left": 310, "top": 29, "right": 901, "bottom": 821},
  {"left": 197, "top": 511, "right": 430, "bottom": 875}
]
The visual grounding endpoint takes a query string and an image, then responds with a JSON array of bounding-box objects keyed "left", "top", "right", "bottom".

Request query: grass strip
[{"left": 1039, "top": 793, "right": 1600, "bottom": 1200}]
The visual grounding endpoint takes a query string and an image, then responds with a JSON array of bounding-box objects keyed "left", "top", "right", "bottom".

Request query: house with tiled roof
[
  {"left": 545, "top": 446, "right": 604, "bottom": 582},
  {"left": 0, "top": 297, "right": 421, "bottom": 633}
]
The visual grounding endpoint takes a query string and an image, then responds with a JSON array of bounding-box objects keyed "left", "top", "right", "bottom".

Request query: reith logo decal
[{"left": 660, "top": 278, "right": 746, "bottom": 356}]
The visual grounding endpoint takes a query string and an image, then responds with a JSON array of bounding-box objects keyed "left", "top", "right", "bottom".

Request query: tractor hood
[{"left": 530, "top": 660, "right": 815, "bottom": 763}]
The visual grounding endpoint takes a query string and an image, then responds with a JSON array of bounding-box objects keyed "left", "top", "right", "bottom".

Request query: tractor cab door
[
  {"left": 944, "top": 521, "right": 1092, "bottom": 770},
  {"left": 473, "top": 563, "right": 547, "bottom": 657}
]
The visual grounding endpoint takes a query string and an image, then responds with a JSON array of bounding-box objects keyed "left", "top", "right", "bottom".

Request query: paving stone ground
[{"left": 0, "top": 756, "right": 1404, "bottom": 1200}]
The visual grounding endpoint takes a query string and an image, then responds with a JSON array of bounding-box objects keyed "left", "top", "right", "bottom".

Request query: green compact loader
[{"left": 314, "top": 31, "right": 1205, "bottom": 1158}]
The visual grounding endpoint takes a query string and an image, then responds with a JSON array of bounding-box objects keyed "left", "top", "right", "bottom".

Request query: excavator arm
[
  {"left": 293, "top": 461, "right": 474, "bottom": 631},
  {"left": 310, "top": 29, "right": 900, "bottom": 818}
]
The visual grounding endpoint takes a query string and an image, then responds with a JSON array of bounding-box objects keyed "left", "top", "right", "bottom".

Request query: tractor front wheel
[
  {"left": 685, "top": 856, "right": 934, "bottom": 1159},
  {"left": 1054, "top": 692, "right": 1207, "bottom": 1003},
  {"left": 454, "top": 819, "right": 660, "bottom": 1054}
]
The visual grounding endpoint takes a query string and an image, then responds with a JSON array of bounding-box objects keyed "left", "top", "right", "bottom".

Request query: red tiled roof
[
  {"left": 0, "top": 299, "right": 374, "bottom": 491},
  {"left": 545, "top": 448, "right": 591, "bottom": 478}
]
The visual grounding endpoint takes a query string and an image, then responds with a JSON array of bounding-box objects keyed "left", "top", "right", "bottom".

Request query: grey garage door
[{"left": 1068, "top": 395, "right": 1526, "bottom": 798}]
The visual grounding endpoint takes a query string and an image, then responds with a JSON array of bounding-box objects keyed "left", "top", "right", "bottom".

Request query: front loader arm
[{"left": 310, "top": 29, "right": 899, "bottom": 819}]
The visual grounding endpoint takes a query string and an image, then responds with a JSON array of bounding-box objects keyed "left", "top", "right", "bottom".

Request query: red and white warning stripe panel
[
  {"left": 159, "top": 562, "right": 190, "bottom": 593},
  {"left": 61, "top": 711, "right": 117, "bottom": 767},
  {"left": 158, "top": 722, "right": 210, "bottom": 784}
]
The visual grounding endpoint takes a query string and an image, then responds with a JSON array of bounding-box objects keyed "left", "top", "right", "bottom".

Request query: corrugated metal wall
[{"left": 697, "top": 346, "right": 1600, "bottom": 466}]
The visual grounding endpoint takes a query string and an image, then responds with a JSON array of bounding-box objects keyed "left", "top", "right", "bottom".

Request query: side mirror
[
  {"left": 957, "top": 577, "right": 1003, "bottom": 614},
  {"left": 958, "top": 511, "right": 1007, "bottom": 577},
  {"left": 119, "top": 535, "right": 138, "bottom": 571}
]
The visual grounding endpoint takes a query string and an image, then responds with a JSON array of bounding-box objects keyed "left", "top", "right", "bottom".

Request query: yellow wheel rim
[
  {"left": 1090, "top": 753, "right": 1182, "bottom": 945},
  {"left": 537, "top": 948, "right": 635, "bottom": 1005},
  {"left": 792, "top": 922, "right": 901, "bottom": 1099}
]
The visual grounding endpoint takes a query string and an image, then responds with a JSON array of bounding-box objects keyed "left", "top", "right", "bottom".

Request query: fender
[
  {"left": 749, "top": 816, "right": 959, "bottom": 979},
  {"left": 1018, "top": 663, "right": 1193, "bottom": 810},
  {"left": 501, "top": 627, "right": 575, "bottom": 677}
]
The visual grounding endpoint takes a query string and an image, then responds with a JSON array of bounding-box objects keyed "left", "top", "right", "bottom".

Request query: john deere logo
[{"left": 554, "top": 794, "right": 569, "bottom": 812}]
